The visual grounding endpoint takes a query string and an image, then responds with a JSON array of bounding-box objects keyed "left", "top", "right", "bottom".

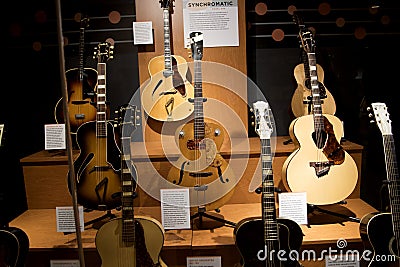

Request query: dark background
[{"left": 1, "top": 0, "right": 399, "bottom": 224}]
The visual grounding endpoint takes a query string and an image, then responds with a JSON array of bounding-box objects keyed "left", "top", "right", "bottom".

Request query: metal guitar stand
[
  {"left": 307, "top": 201, "right": 360, "bottom": 226},
  {"left": 191, "top": 205, "right": 236, "bottom": 230}
]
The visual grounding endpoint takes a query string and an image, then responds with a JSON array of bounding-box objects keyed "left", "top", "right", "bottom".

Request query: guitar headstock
[
  {"left": 93, "top": 42, "right": 114, "bottom": 63},
  {"left": 159, "top": 0, "right": 173, "bottom": 10},
  {"left": 299, "top": 28, "right": 315, "bottom": 54},
  {"left": 189, "top": 32, "right": 203, "bottom": 60},
  {"left": 80, "top": 14, "right": 89, "bottom": 28},
  {"left": 369, "top": 102, "right": 392, "bottom": 135},
  {"left": 114, "top": 104, "right": 140, "bottom": 136},
  {"left": 252, "top": 101, "right": 274, "bottom": 140}
]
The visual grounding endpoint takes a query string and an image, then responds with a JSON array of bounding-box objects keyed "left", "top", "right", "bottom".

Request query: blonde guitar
[
  {"left": 166, "top": 32, "right": 235, "bottom": 212},
  {"left": 141, "top": 0, "right": 194, "bottom": 122},
  {"left": 291, "top": 13, "right": 336, "bottom": 118},
  {"left": 282, "top": 27, "right": 358, "bottom": 205},
  {"left": 96, "top": 105, "right": 167, "bottom": 267}
]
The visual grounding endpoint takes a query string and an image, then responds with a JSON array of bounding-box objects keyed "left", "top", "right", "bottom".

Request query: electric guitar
[
  {"left": 68, "top": 42, "right": 122, "bottom": 211},
  {"left": 54, "top": 15, "right": 98, "bottom": 133},
  {"left": 166, "top": 32, "right": 235, "bottom": 212},
  {"left": 0, "top": 226, "right": 29, "bottom": 267},
  {"left": 290, "top": 13, "right": 336, "bottom": 118},
  {"left": 234, "top": 101, "right": 303, "bottom": 267},
  {"left": 359, "top": 103, "right": 400, "bottom": 266},
  {"left": 282, "top": 27, "right": 358, "bottom": 205},
  {"left": 96, "top": 104, "right": 167, "bottom": 267},
  {"left": 141, "top": 0, "right": 194, "bottom": 122}
]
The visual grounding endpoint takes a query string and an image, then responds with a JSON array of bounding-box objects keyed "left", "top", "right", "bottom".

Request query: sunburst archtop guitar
[
  {"left": 68, "top": 42, "right": 122, "bottom": 211},
  {"left": 234, "top": 101, "right": 303, "bottom": 267},
  {"left": 282, "top": 27, "right": 358, "bottom": 205},
  {"left": 359, "top": 103, "right": 400, "bottom": 267},
  {"left": 54, "top": 15, "right": 98, "bottom": 133},
  {"left": 141, "top": 0, "right": 194, "bottom": 122}
]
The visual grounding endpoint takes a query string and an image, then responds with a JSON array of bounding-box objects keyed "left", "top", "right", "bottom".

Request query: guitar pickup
[
  {"left": 75, "top": 114, "right": 85, "bottom": 119},
  {"left": 189, "top": 172, "right": 213, "bottom": 178},
  {"left": 188, "top": 97, "right": 207, "bottom": 103}
]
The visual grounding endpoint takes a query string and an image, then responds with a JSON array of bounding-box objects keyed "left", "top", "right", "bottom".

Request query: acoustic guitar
[
  {"left": 290, "top": 13, "right": 336, "bottom": 118},
  {"left": 96, "top": 104, "right": 167, "bottom": 267},
  {"left": 282, "top": 27, "right": 358, "bottom": 205},
  {"left": 141, "top": 0, "right": 194, "bottom": 122},
  {"left": 166, "top": 32, "right": 235, "bottom": 212},
  {"left": 359, "top": 103, "right": 400, "bottom": 266},
  {"left": 68, "top": 42, "right": 122, "bottom": 211},
  {"left": 0, "top": 226, "right": 29, "bottom": 267},
  {"left": 234, "top": 101, "right": 303, "bottom": 267},
  {"left": 54, "top": 15, "right": 97, "bottom": 133}
]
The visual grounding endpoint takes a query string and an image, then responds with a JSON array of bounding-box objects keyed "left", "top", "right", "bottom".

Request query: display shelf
[
  {"left": 20, "top": 136, "right": 364, "bottom": 209},
  {"left": 10, "top": 198, "right": 376, "bottom": 267}
]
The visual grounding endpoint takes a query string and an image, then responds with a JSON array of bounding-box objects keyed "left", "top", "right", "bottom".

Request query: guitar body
[
  {"left": 0, "top": 227, "right": 29, "bottom": 267},
  {"left": 54, "top": 67, "right": 98, "bottom": 132},
  {"left": 359, "top": 212, "right": 400, "bottom": 267},
  {"left": 291, "top": 63, "right": 336, "bottom": 117},
  {"left": 167, "top": 120, "right": 235, "bottom": 212},
  {"left": 95, "top": 216, "right": 167, "bottom": 267},
  {"left": 141, "top": 55, "right": 194, "bottom": 122},
  {"left": 282, "top": 114, "right": 358, "bottom": 205},
  {"left": 70, "top": 120, "right": 122, "bottom": 210},
  {"left": 234, "top": 217, "right": 303, "bottom": 267}
]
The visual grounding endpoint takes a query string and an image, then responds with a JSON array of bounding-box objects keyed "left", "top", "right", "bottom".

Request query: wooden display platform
[
  {"left": 10, "top": 198, "right": 377, "bottom": 267},
  {"left": 20, "top": 136, "right": 364, "bottom": 209}
]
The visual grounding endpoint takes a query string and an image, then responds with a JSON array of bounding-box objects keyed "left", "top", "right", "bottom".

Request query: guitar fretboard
[
  {"left": 261, "top": 138, "right": 279, "bottom": 241},
  {"left": 163, "top": 8, "right": 173, "bottom": 75},
  {"left": 193, "top": 59, "right": 205, "bottom": 140},
  {"left": 96, "top": 63, "right": 107, "bottom": 138},
  {"left": 383, "top": 134, "right": 400, "bottom": 249},
  {"left": 307, "top": 52, "right": 324, "bottom": 132},
  {"left": 261, "top": 137, "right": 280, "bottom": 266}
]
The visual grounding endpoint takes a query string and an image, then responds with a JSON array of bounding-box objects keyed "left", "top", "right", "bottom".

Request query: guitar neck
[
  {"left": 306, "top": 52, "right": 324, "bottom": 128},
  {"left": 302, "top": 50, "right": 310, "bottom": 80},
  {"left": 261, "top": 138, "right": 279, "bottom": 241},
  {"left": 96, "top": 63, "right": 107, "bottom": 138},
  {"left": 78, "top": 24, "right": 85, "bottom": 81},
  {"left": 163, "top": 7, "right": 173, "bottom": 73},
  {"left": 193, "top": 59, "right": 205, "bottom": 140},
  {"left": 383, "top": 134, "right": 400, "bottom": 245}
]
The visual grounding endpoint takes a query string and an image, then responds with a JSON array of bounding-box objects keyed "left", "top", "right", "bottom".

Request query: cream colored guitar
[
  {"left": 95, "top": 105, "right": 167, "bottom": 267},
  {"left": 290, "top": 13, "right": 336, "bottom": 118},
  {"left": 141, "top": 0, "right": 194, "bottom": 122},
  {"left": 282, "top": 27, "right": 358, "bottom": 205}
]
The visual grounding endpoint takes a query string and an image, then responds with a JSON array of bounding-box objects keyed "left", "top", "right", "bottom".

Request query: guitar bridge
[{"left": 309, "top": 161, "right": 334, "bottom": 177}]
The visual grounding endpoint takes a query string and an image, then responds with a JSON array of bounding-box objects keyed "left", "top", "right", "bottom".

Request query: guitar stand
[
  {"left": 307, "top": 201, "right": 360, "bottom": 227},
  {"left": 191, "top": 206, "right": 236, "bottom": 230},
  {"left": 84, "top": 209, "right": 117, "bottom": 229}
]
